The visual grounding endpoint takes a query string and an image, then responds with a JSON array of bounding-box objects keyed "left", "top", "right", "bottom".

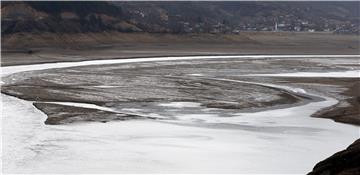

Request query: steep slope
[{"left": 1, "top": 1, "right": 140, "bottom": 34}]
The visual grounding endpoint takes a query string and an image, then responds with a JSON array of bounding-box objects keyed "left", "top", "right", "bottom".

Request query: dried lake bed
[{"left": 1, "top": 55, "right": 359, "bottom": 173}]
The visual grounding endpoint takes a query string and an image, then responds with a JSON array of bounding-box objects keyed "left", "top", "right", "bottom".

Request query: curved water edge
[
  {"left": 1, "top": 55, "right": 359, "bottom": 173},
  {"left": 245, "top": 70, "right": 360, "bottom": 78},
  {"left": 2, "top": 54, "right": 359, "bottom": 76}
]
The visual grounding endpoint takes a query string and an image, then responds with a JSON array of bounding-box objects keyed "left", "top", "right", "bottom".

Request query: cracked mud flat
[{"left": 1, "top": 55, "right": 359, "bottom": 173}]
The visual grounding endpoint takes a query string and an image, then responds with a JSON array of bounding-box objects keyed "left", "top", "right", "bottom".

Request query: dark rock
[{"left": 308, "top": 139, "right": 360, "bottom": 175}]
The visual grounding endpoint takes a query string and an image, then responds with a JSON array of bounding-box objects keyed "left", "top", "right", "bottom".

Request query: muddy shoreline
[
  {"left": 279, "top": 77, "right": 360, "bottom": 126},
  {"left": 1, "top": 77, "right": 305, "bottom": 125},
  {"left": 312, "top": 81, "right": 360, "bottom": 126},
  {"left": 2, "top": 32, "right": 359, "bottom": 66}
]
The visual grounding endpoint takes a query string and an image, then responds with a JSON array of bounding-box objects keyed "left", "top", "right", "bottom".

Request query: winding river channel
[{"left": 1, "top": 55, "right": 359, "bottom": 173}]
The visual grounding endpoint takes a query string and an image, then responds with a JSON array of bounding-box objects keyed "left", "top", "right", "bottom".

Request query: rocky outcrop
[{"left": 308, "top": 139, "right": 360, "bottom": 175}]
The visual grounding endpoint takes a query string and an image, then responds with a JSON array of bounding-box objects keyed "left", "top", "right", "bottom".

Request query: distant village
[{"left": 172, "top": 19, "right": 359, "bottom": 35}]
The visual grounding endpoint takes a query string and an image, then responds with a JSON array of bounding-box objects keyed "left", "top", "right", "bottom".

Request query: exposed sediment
[
  {"left": 33, "top": 102, "right": 141, "bottom": 125},
  {"left": 311, "top": 82, "right": 360, "bottom": 126}
]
